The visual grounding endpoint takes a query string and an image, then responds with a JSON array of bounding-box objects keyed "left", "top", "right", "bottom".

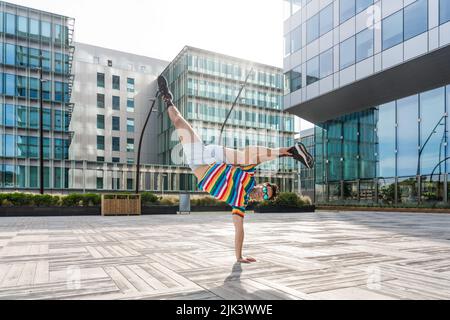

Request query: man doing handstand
[{"left": 158, "top": 76, "right": 314, "bottom": 264}]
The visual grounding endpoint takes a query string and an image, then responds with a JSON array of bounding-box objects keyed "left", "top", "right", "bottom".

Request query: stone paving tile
[{"left": 0, "top": 211, "right": 449, "bottom": 300}]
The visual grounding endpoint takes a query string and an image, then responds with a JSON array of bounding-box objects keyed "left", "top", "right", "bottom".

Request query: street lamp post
[{"left": 135, "top": 94, "right": 159, "bottom": 194}]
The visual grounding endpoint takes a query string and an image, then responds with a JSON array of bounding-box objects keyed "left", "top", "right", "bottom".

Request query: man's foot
[
  {"left": 157, "top": 75, "right": 174, "bottom": 107},
  {"left": 287, "top": 142, "right": 315, "bottom": 169}
]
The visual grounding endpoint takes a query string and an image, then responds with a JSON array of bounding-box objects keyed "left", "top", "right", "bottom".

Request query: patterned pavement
[{"left": 0, "top": 211, "right": 450, "bottom": 300}]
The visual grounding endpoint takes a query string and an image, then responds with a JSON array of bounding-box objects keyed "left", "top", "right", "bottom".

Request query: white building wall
[{"left": 70, "top": 43, "right": 169, "bottom": 165}]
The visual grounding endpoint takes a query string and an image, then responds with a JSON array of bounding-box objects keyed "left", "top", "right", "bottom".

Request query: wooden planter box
[
  {"left": 0, "top": 206, "right": 100, "bottom": 217},
  {"left": 101, "top": 195, "right": 141, "bottom": 216},
  {"left": 254, "top": 205, "right": 316, "bottom": 213}
]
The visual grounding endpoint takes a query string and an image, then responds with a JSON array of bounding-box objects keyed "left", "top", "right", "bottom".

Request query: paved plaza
[{"left": 0, "top": 211, "right": 450, "bottom": 300}]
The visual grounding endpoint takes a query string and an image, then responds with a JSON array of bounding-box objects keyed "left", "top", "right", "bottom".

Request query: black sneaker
[
  {"left": 157, "top": 76, "right": 174, "bottom": 107},
  {"left": 288, "top": 143, "right": 315, "bottom": 169}
]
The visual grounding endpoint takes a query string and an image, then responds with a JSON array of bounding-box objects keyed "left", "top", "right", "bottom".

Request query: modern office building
[
  {"left": 70, "top": 42, "right": 168, "bottom": 165},
  {"left": 0, "top": 2, "right": 297, "bottom": 194},
  {"left": 158, "top": 46, "right": 298, "bottom": 191},
  {"left": 0, "top": 1, "right": 75, "bottom": 190},
  {"left": 283, "top": 0, "right": 450, "bottom": 205}
]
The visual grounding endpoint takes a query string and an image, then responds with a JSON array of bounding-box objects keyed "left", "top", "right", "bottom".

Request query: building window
[
  {"left": 112, "top": 75, "right": 120, "bottom": 90},
  {"left": 96, "top": 177, "right": 104, "bottom": 189},
  {"left": 127, "top": 139, "right": 135, "bottom": 153},
  {"left": 5, "top": 44, "right": 15, "bottom": 66},
  {"left": 127, "top": 78, "right": 135, "bottom": 92},
  {"left": 127, "top": 158, "right": 135, "bottom": 164},
  {"left": 306, "top": 14, "right": 319, "bottom": 44},
  {"left": 382, "top": 10, "right": 403, "bottom": 50},
  {"left": 340, "top": 36, "right": 356, "bottom": 70},
  {"left": 319, "top": 49, "right": 333, "bottom": 78},
  {"left": 97, "top": 136, "right": 105, "bottom": 150},
  {"left": 6, "top": 14, "right": 16, "bottom": 35},
  {"left": 97, "top": 157, "right": 105, "bottom": 163},
  {"left": 4, "top": 104, "right": 15, "bottom": 127},
  {"left": 127, "top": 179, "right": 133, "bottom": 190},
  {"left": 127, "top": 118, "right": 135, "bottom": 133},
  {"left": 306, "top": 56, "right": 319, "bottom": 85},
  {"left": 291, "top": 26, "right": 301, "bottom": 53},
  {"left": 284, "top": 32, "right": 291, "bottom": 56},
  {"left": 29, "top": 19, "right": 39, "bottom": 38},
  {"left": 112, "top": 116, "right": 120, "bottom": 131},
  {"left": 112, "top": 137, "right": 120, "bottom": 152},
  {"left": 419, "top": 87, "right": 446, "bottom": 175},
  {"left": 108, "top": 60, "right": 113, "bottom": 67},
  {"left": 320, "top": 4, "right": 333, "bottom": 36},
  {"left": 127, "top": 98, "right": 135, "bottom": 112},
  {"left": 112, "top": 96, "right": 120, "bottom": 110},
  {"left": 356, "top": 28, "right": 374, "bottom": 63},
  {"left": 285, "top": 67, "right": 302, "bottom": 94},
  {"left": 404, "top": 0, "right": 428, "bottom": 41},
  {"left": 17, "top": 16, "right": 27, "bottom": 36},
  {"left": 97, "top": 93, "right": 105, "bottom": 108},
  {"left": 284, "top": 0, "right": 302, "bottom": 19},
  {"left": 28, "top": 137, "right": 38, "bottom": 158},
  {"left": 356, "top": 0, "right": 373, "bottom": 14},
  {"left": 441, "top": 0, "right": 450, "bottom": 25},
  {"left": 97, "top": 114, "right": 105, "bottom": 129},
  {"left": 340, "top": 0, "right": 356, "bottom": 23},
  {"left": 97, "top": 73, "right": 105, "bottom": 88},
  {"left": 17, "top": 106, "right": 28, "bottom": 128},
  {"left": 112, "top": 158, "right": 120, "bottom": 164},
  {"left": 397, "top": 95, "right": 419, "bottom": 177}
]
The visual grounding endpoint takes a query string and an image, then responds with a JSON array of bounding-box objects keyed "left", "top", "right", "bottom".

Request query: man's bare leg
[
  {"left": 224, "top": 146, "right": 291, "bottom": 166},
  {"left": 167, "top": 105, "right": 202, "bottom": 145}
]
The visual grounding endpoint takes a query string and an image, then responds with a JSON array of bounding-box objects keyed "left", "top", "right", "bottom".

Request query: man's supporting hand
[{"left": 238, "top": 257, "right": 257, "bottom": 264}]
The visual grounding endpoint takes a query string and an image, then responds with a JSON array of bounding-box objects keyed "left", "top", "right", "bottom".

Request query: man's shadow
[
  {"left": 224, "top": 263, "right": 243, "bottom": 282},
  {"left": 212, "top": 263, "right": 295, "bottom": 300}
]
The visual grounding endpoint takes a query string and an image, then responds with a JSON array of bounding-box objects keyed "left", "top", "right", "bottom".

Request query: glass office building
[
  {"left": 159, "top": 46, "right": 298, "bottom": 192},
  {"left": 0, "top": 1, "right": 75, "bottom": 190},
  {"left": 284, "top": 0, "right": 450, "bottom": 205}
]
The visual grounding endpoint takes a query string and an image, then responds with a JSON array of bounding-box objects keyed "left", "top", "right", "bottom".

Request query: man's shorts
[{"left": 182, "top": 143, "right": 226, "bottom": 171}]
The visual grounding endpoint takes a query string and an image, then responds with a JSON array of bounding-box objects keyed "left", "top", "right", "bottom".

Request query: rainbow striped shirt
[{"left": 198, "top": 163, "right": 257, "bottom": 218}]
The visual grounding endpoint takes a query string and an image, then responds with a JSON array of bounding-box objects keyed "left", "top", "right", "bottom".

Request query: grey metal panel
[{"left": 286, "top": 45, "right": 450, "bottom": 124}]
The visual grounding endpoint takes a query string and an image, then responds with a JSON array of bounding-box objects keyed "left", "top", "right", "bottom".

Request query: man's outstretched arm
[{"left": 232, "top": 214, "right": 256, "bottom": 264}]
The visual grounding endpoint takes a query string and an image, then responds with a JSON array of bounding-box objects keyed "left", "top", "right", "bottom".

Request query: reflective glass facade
[
  {"left": 285, "top": 0, "right": 450, "bottom": 206},
  {"left": 0, "top": 2, "right": 75, "bottom": 190},
  {"left": 315, "top": 85, "right": 449, "bottom": 205},
  {"left": 159, "top": 47, "right": 298, "bottom": 192},
  {"left": 284, "top": 0, "right": 450, "bottom": 108}
]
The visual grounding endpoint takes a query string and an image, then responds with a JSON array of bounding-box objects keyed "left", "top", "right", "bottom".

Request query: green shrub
[
  {"left": 81, "top": 194, "right": 101, "bottom": 207},
  {"left": 273, "top": 192, "right": 305, "bottom": 207},
  {"left": 61, "top": 194, "right": 84, "bottom": 207},
  {"left": 7, "top": 193, "right": 35, "bottom": 206},
  {"left": 33, "top": 194, "right": 59, "bottom": 207},
  {"left": 141, "top": 192, "right": 158, "bottom": 205},
  {"left": 258, "top": 193, "right": 310, "bottom": 208},
  {"left": 159, "top": 198, "right": 175, "bottom": 206}
]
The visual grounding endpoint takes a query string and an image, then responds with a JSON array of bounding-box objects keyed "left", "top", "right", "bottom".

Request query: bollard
[{"left": 179, "top": 193, "right": 191, "bottom": 215}]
